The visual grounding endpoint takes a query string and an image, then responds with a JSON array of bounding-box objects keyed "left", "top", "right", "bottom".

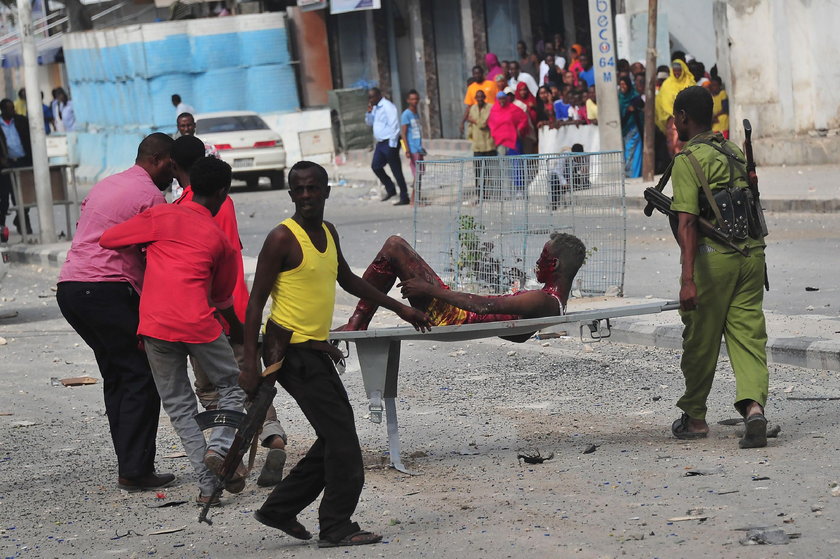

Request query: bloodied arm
[{"left": 326, "top": 222, "right": 432, "bottom": 332}]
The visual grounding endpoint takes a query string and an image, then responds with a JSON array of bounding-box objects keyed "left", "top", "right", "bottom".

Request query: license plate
[{"left": 233, "top": 158, "right": 254, "bottom": 168}]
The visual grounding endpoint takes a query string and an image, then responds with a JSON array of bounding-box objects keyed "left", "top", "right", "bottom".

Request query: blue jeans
[{"left": 371, "top": 140, "right": 409, "bottom": 201}]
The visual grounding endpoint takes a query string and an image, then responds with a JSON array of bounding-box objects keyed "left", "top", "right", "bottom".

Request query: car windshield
[{"left": 196, "top": 115, "right": 270, "bottom": 134}]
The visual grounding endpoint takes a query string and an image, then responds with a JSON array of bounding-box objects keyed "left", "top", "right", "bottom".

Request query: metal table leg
[{"left": 354, "top": 338, "right": 415, "bottom": 474}]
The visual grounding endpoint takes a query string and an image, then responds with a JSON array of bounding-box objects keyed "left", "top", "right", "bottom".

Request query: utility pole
[
  {"left": 642, "top": 0, "right": 657, "bottom": 181},
  {"left": 588, "top": 0, "right": 622, "bottom": 152},
  {"left": 17, "top": 0, "right": 56, "bottom": 243}
]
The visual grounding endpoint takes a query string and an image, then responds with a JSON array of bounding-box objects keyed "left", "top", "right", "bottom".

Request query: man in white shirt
[
  {"left": 364, "top": 88, "right": 409, "bottom": 206},
  {"left": 508, "top": 61, "right": 538, "bottom": 97},
  {"left": 171, "top": 94, "right": 196, "bottom": 122},
  {"left": 539, "top": 42, "right": 566, "bottom": 85}
]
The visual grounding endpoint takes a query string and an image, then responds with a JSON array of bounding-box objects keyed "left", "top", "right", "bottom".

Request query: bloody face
[{"left": 534, "top": 244, "right": 558, "bottom": 284}]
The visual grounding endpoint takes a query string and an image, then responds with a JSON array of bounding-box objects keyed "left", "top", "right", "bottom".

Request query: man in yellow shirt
[
  {"left": 460, "top": 66, "right": 499, "bottom": 136},
  {"left": 241, "top": 161, "right": 430, "bottom": 548},
  {"left": 13, "top": 89, "right": 26, "bottom": 117}
]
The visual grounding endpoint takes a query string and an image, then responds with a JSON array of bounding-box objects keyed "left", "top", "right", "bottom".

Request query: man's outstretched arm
[
  {"left": 327, "top": 223, "right": 431, "bottom": 331},
  {"left": 398, "top": 277, "right": 559, "bottom": 318},
  {"left": 240, "top": 227, "right": 289, "bottom": 395}
]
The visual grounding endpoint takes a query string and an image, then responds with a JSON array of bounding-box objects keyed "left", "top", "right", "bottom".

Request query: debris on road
[
  {"left": 149, "top": 526, "right": 187, "bottom": 536},
  {"left": 59, "top": 376, "right": 98, "bottom": 387},
  {"left": 518, "top": 450, "right": 554, "bottom": 464},
  {"left": 684, "top": 465, "right": 724, "bottom": 476},
  {"left": 739, "top": 528, "right": 798, "bottom": 545}
]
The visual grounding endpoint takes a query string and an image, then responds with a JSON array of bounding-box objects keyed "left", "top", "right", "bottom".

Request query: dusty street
[{"left": 2, "top": 255, "right": 839, "bottom": 558}]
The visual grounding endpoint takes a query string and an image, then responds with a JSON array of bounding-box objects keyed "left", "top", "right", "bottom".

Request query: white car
[{"left": 194, "top": 111, "right": 286, "bottom": 189}]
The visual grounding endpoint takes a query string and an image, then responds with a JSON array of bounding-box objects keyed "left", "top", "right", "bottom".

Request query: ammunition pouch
[{"left": 699, "top": 187, "right": 752, "bottom": 241}]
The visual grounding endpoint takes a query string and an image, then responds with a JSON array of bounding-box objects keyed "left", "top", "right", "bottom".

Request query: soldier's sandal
[{"left": 671, "top": 413, "right": 709, "bottom": 440}]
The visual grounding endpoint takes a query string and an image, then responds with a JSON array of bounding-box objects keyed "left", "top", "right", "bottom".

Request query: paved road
[{"left": 228, "top": 185, "right": 840, "bottom": 317}]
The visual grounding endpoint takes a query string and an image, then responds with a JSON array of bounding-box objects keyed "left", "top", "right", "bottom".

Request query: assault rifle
[
  {"left": 196, "top": 370, "right": 277, "bottom": 524},
  {"left": 644, "top": 184, "right": 748, "bottom": 256},
  {"left": 742, "top": 119, "right": 769, "bottom": 237},
  {"left": 196, "top": 323, "right": 292, "bottom": 525}
]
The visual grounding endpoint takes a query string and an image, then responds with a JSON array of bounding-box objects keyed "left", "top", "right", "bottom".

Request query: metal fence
[{"left": 414, "top": 151, "right": 626, "bottom": 296}]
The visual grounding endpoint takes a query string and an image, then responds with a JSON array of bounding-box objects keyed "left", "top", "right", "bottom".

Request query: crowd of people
[
  {"left": 457, "top": 37, "right": 730, "bottom": 179},
  {"left": 0, "top": 85, "right": 76, "bottom": 242}
]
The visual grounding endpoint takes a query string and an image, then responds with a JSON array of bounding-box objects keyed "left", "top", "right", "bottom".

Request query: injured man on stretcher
[{"left": 337, "top": 233, "right": 586, "bottom": 342}]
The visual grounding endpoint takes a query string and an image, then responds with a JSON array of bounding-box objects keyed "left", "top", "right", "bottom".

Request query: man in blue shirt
[
  {"left": 399, "top": 90, "right": 424, "bottom": 185},
  {"left": 578, "top": 54, "right": 595, "bottom": 88},
  {"left": 365, "top": 88, "right": 410, "bottom": 206},
  {"left": 0, "top": 98, "right": 33, "bottom": 240}
]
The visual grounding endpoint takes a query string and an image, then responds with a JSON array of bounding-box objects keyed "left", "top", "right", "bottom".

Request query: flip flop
[
  {"left": 671, "top": 413, "right": 708, "bottom": 440},
  {"left": 318, "top": 530, "right": 383, "bottom": 548},
  {"left": 253, "top": 510, "right": 312, "bottom": 540},
  {"left": 739, "top": 413, "right": 768, "bottom": 449}
]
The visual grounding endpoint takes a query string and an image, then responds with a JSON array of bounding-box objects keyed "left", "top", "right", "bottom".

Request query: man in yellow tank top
[{"left": 241, "top": 161, "right": 430, "bottom": 548}]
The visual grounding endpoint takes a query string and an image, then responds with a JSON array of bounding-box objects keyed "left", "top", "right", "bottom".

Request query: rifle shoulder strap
[
  {"left": 652, "top": 157, "right": 676, "bottom": 194},
  {"left": 683, "top": 149, "right": 727, "bottom": 230}
]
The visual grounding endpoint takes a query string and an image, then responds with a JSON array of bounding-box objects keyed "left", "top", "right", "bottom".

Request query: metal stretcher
[{"left": 330, "top": 300, "right": 679, "bottom": 474}]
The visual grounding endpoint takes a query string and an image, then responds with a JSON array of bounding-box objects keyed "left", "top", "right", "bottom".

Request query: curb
[
  {"left": 610, "top": 318, "right": 840, "bottom": 372},
  {"left": 623, "top": 196, "right": 840, "bottom": 213},
  {"left": 5, "top": 242, "right": 840, "bottom": 373}
]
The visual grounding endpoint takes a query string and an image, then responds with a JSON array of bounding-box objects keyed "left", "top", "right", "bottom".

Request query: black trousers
[
  {"left": 258, "top": 346, "right": 364, "bottom": 541},
  {"left": 371, "top": 140, "right": 409, "bottom": 201},
  {"left": 0, "top": 158, "right": 32, "bottom": 231},
  {"left": 56, "top": 282, "right": 161, "bottom": 478}
]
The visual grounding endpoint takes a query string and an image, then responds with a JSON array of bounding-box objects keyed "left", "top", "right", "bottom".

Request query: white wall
[
  {"left": 618, "top": 0, "right": 715, "bottom": 67},
  {"left": 728, "top": 0, "right": 840, "bottom": 134}
]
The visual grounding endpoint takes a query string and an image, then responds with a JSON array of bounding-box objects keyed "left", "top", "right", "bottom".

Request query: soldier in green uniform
[{"left": 668, "top": 86, "right": 769, "bottom": 449}]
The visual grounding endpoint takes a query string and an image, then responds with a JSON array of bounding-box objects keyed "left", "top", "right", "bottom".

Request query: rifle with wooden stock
[{"left": 196, "top": 322, "right": 293, "bottom": 525}]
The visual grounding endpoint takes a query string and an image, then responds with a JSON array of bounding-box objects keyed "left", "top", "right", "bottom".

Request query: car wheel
[{"left": 269, "top": 170, "right": 285, "bottom": 190}]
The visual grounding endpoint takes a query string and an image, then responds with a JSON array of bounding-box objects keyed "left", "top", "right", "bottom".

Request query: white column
[
  {"left": 588, "top": 0, "right": 623, "bottom": 153},
  {"left": 17, "top": 0, "right": 56, "bottom": 243}
]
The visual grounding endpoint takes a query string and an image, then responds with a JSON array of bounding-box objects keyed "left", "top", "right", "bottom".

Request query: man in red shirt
[
  {"left": 100, "top": 156, "right": 248, "bottom": 505},
  {"left": 171, "top": 136, "right": 288, "bottom": 487}
]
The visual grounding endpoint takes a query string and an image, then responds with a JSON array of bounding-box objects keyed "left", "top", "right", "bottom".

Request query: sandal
[
  {"left": 671, "top": 413, "right": 708, "bottom": 440},
  {"left": 739, "top": 413, "right": 768, "bottom": 449},
  {"left": 318, "top": 529, "right": 382, "bottom": 548},
  {"left": 253, "top": 510, "right": 312, "bottom": 540}
]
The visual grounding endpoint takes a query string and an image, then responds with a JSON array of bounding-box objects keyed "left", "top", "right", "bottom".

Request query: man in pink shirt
[
  {"left": 56, "top": 133, "right": 175, "bottom": 492},
  {"left": 487, "top": 91, "right": 529, "bottom": 196}
]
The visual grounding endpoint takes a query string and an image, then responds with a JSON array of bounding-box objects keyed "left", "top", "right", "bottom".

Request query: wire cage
[{"left": 414, "top": 151, "right": 626, "bottom": 296}]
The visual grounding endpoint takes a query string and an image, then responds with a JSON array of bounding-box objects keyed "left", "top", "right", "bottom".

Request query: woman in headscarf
[
  {"left": 534, "top": 85, "right": 556, "bottom": 129},
  {"left": 515, "top": 81, "right": 538, "bottom": 127},
  {"left": 618, "top": 75, "right": 644, "bottom": 178},
  {"left": 655, "top": 58, "right": 694, "bottom": 156},
  {"left": 567, "top": 44, "right": 585, "bottom": 75},
  {"left": 485, "top": 53, "right": 505, "bottom": 81}
]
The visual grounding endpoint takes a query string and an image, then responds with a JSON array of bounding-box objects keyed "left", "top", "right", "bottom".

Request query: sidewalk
[
  {"left": 4, "top": 242, "right": 840, "bottom": 373},
  {"left": 332, "top": 148, "right": 840, "bottom": 213}
]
